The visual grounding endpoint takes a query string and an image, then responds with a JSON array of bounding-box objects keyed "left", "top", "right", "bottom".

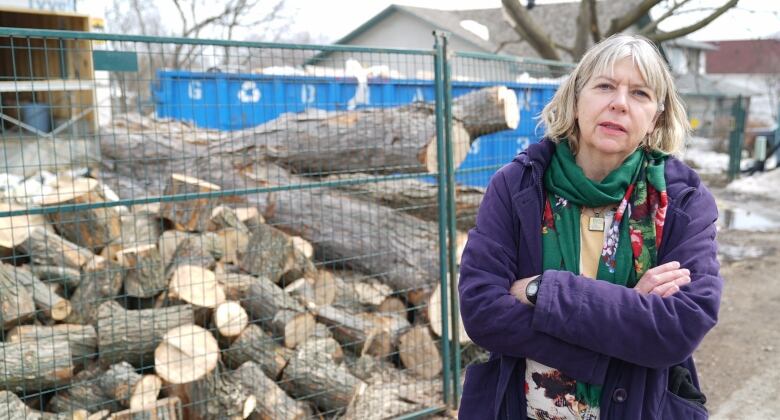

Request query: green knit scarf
[{"left": 540, "top": 141, "right": 668, "bottom": 407}]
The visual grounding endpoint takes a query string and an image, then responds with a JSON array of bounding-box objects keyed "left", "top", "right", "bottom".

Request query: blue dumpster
[{"left": 153, "top": 70, "right": 559, "bottom": 187}]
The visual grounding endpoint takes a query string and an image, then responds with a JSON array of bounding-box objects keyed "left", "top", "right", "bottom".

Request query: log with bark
[
  {"left": 158, "top": 174, "right": 222, "bottom": 233},
  {"left": 97, "top": 300, "right": 195, "bottom": 367},
  {"left": 0, "top": 390, "right": 88, "bottom": 420},
  {"left": 0, "top": 202, "right": 46, "bottom": 253},
  {"left": 222, "top": 324, "right": 291, "bottom": 379},
  {"left": 99, "top": 362, "right": 162, "bottom": 410},
  {"left": 40, "top": 177, "right": 122, "bottom": 254},
  {"left": 0, "top": 338, "right": 73, "bottom": 392},
  {"left": 164, "top": 234, "right": 217, "bottom": 278},
  {"left": 108, "top": 397, "right": 182, "bottom": 420},
  {"left": 207, "top": 205, "right": 250, "bottom": 234},
  {"left": 238, "top": 223, "right": 296, "bottom": 283},
  {"left": 47, "top": 364, "right": 119, "bottom": 414},
  {"left": 27, "top": 264, "right": 82, "bottom": 291},
  {"left": 118, "top": 210, "right": 162, "bottom": 248},
  {"left": 6, "top": 324, "right": 97, "bottom": 366},
  {"left": 17, "top": 227, "right": 95, "bottom": 271},
  {"left": 238, "top": 275, "right": 314, "bottom": 348},
  {"left": 323, "top": 173, "right": 484, "bottom": 230},
  {"left": 0, "top": 263, "right": 36, "bottom": 329},
  {"left": 186, "top": 366, "right": 256, "bottom": 420},
  {"left": 66, "top": 256, "right": 124, "bottom": 325},
  {"left": 451, "top": 85, "right": 520, "bottom": 138},
  {"left": 281, "top": 344, "right": 366, "bottom": 414},
  {"left": 232, "top": 361, "right": 311, "bottom": 420},
  {"left": 116, "top": 244, "right": 165, "bottom": 298},
  {"left": 100, "top": 89, "right": 514, "bottom": 297},
  {"left": 314, "top": 305, "right": 409, "bottom": 357}
]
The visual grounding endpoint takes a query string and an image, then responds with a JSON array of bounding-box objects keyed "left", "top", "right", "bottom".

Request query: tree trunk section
[
  {"left": 222, "top": 324, "right": 291, "bottom": 379},
  {"left": 97, "top": 300, "right": 195, "bottom": 368},
  {"left": 116, "top": 244, "right": 165, "bottom": 298},
  {"left": 232, "top": 361, "right": 310, "bottom": 420},
  {"left": 159, "top": 174, "right": 222, "bottom": 232}
]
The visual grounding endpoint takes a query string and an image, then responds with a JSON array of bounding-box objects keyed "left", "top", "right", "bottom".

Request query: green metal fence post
[
  {"left": 728, "top": 95, "right": 746, "bottom": 181},
  {"left": 433, "top": 30, "right": 453, "bottom": 407},
  {"left": 441, "top": 34, "right": 462, "bottom": 408}
]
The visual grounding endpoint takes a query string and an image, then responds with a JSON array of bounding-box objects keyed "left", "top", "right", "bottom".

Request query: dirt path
[{"left": 694, "top": 186, "right": 780, "bottom": 418}]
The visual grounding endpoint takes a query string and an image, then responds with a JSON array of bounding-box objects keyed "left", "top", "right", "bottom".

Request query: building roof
[
  {"left": 326, "top": 1, "right": 647, "bottom": 61},
  {"left": 706, "top": 39, "right": 780, "bottom": 74}
]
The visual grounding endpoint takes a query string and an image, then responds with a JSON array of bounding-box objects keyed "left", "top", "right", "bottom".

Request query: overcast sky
[
  {"left": 82, "top": 0, "right": 780, "bottom": 43},
  {"left": 281, "top": 0, "right": 780, "bottom": 43}
]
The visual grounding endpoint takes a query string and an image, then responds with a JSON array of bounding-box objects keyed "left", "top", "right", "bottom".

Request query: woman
[{"left": 458, "top": 34, "right": 721, "bottom": 420}]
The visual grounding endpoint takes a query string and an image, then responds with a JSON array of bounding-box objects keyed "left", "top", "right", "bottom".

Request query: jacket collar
[{"left": 513, "top": 138, "right": 556, "bottom": 168}]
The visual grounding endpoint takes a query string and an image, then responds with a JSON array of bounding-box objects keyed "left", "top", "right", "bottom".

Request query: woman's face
[{"left": 575, "top": 57, "right": 660, "bottom": 164}]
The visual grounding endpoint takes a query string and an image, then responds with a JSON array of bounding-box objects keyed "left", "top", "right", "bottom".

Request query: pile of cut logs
[{"left": 0, "top": 86, "right": 517, "bottom": 418}]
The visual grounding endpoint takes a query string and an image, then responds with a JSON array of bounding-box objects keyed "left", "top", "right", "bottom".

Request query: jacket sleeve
[
  {"left": 459, "top": 167, "right": 610, "bottom": 384},
  {"left": 531, "top": 185, "right": 722, "bottom": 369}
]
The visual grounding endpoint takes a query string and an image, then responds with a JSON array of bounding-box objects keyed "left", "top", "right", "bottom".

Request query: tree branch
[
  {"left": 588, "top": 0, "right": 601, "bottom": 43},
  {"left": 501, "top": 0, "right": 562, "bottom": 61},
  {"left": 573, "top": 0, "right": 594, "bottom": 60},
  {"left": 647, "top": 0, "right": 739, "bottom": 43},
  {"left": 639, "top": 0, "right": 693, "bottom": 36},
  {"left": 606, "top": 0, "right": 663, "bottom": 36}
]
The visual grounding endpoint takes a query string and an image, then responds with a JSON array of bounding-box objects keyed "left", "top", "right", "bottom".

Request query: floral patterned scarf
[{"left": 541, "top": 141, "right": 668, "bottom": 406}]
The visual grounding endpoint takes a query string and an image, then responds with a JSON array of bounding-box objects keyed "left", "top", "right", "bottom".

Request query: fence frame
[{"left": 0, "top": 25, "right": 573, "bottom": 418}]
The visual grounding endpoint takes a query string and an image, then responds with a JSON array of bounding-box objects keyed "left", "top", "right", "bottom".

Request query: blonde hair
[{"left": 540, "top": 34, "right": 689, "bottom": 154}]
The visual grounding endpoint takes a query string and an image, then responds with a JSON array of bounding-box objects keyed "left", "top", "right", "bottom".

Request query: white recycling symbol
[{"left": 238, "top": 81, "right": 261, "bottom": 103}]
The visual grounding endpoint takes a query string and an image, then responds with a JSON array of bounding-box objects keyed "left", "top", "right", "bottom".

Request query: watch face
[{"left": 527, "top": 282, "right": 539, "bottom": 296}]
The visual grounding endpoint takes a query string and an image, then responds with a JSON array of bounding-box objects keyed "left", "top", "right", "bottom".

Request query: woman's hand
[{"left": 634, "top": 261, "right": 691, "bottom": 297}]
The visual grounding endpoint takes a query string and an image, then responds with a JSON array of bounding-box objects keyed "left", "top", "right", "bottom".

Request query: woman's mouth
[{"left": 598, "top": 122, "right": 627, "bottom": 134}]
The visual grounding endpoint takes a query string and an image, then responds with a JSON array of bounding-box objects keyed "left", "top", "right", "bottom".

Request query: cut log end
[
  {"left": 422, "top": 123, "right": 471, "bottom": 173},
  {"left": 214, "top": 301, "right": 249, "bottom": 337},
  {"left": 169, "top": 265, "right": 225, "bottom": 308},
  {"left": 129, "top": 374, "right": 163, "bottom": 411},
  {"left": 154, "top": 324, "right": 220, "bottom": 384},
  {"left": 50, "top": 299, "right": 73, "bottom": 321}
]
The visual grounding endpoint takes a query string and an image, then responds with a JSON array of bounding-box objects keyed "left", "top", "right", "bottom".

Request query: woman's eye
[
  {"left": 596, "top": 83, "right": 612, "bottom": 90},
  {"left": 633, "top": 90, "right": 650, "bottom": 98}
]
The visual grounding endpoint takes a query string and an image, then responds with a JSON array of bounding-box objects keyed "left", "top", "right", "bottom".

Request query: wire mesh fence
[{"left": 0, "top": 27, "right": 571, "bottom": 419}]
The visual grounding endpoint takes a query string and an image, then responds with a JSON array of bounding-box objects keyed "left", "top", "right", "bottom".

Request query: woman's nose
[{"left": 609, "top": 89, "right": 628, "bottom": 112}]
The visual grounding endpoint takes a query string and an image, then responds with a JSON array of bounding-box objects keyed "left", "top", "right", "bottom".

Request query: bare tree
[{"left": 502, "top": 0, "right": 739, "bottom": 61}]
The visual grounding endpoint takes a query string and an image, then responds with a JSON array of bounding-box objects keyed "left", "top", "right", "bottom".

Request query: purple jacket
[{"left": 458, "top": 140, "right": 722, "bottom": 419}]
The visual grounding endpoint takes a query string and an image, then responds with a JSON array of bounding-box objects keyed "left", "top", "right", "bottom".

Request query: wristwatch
[{"left": 525, "top": 275, "right": 542, "bottom": 305}]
